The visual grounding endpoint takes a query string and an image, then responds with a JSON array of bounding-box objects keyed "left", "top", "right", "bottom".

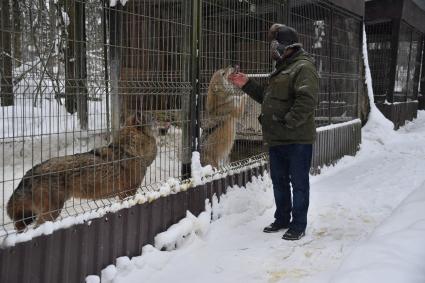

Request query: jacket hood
[{"left": 272, "top": 49, "right": 315, "bottom": 77}]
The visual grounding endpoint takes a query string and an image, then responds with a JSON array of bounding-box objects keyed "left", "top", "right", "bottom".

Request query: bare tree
[
  {"left": 12, "top": 0, "right": 21, "bottom": 67},
  {"left": 0, "top": 0, "right": 14, "bottom": 106},
  {"left": 63, "top": 0, "right": 88, "bottom": 129}
]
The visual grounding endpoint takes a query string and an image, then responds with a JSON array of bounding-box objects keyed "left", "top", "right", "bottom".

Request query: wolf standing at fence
[
  {"left": 7, "top": 113, "right": 158, "bottom": 232},
  {"left": 229, "top": 24, "right": 319, "bottom": 240},
  {"left": 200, "top": 66, "right": 246, "bottom": 168}
]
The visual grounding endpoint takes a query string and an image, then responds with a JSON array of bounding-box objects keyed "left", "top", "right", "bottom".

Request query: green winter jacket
[{"left": 242, "top": 49, "right": 319, "bottom": 147}]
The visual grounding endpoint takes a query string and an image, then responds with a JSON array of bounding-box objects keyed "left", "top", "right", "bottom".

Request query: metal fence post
[
  {"left": 328, "top": 7, "right": 333, "bottom": 125},
  {"left": 388, "top": 19, "right": 401, "bottom": 103},
  {"left": 421, "top": 35, "right": 425, "bottom": 99},
  {"left": 356, "top": 20, "right": 362, "bottom": 121},
  {"left": 194, "top": 0, "right": 202, "bottom": 154},
  {"left": 108, "top": 4, "right": 122, "bottom": 142},
  {"left": 103, "top": 0, "right": 110, "bottom": 141},
  {"left": 403, "top": 26, "right": 412, "bottom": 102},
  {"left": 285, "top": 0, "right": 291, "bottom": 25},
  {"left": 182, "top": 0, "right": 201, "bottom": 179}
]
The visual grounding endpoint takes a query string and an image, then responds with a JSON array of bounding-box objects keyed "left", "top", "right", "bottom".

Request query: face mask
[{"left": 270, "top": 40, "right": 284, "bottom": 61}]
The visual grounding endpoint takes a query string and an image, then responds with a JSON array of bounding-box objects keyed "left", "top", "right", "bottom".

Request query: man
[{"left": 228, "top": 24, "right": 318, "bottom": 240}]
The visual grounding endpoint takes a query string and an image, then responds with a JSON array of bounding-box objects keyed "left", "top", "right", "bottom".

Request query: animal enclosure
[
  {"left": 289, "top": 0, "right": 363, "bottom": 127},
  {"left": 365, "top": 0, "right": 425, "bottom": 126},
  {"left": 0, "top": 0, "right": 363, "bottom": 240}
]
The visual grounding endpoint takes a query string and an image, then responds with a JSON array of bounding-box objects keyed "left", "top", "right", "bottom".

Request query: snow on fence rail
[
  {"left": 0, "top": 113, "right": 362, "bottom": 282},
  {"left": 0, "top": 159, "right": 271, "bottom": 283}
]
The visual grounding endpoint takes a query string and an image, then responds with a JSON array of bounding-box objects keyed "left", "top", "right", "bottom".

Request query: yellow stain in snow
[{"left": 267, "top": 268, "right": 309, "bottom": 283}]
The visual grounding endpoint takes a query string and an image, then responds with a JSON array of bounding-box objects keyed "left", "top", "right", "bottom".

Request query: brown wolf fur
[
  {"left": 200, "top": 66, "right": 246, "bottom": 168},
  {"left": 7, "top": 113, "right": 157, "bottom": 231}
]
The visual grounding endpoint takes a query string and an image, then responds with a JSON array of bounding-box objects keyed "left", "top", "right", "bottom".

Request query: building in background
[{"left": 365, "top": 0, "right": 425, "bottom": 128}]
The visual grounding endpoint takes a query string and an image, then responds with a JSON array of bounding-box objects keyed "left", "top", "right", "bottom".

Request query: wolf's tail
[{"left": 7, "top": 180, "right": 36, "bottom": 231}]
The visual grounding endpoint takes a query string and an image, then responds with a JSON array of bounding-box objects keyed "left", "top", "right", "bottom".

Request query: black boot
[
  {"left": 263, "top": 222, "right": 288, "bottom": 233},
  {"left": 282, "top": 229, "right": 305, "bottom": 240}
]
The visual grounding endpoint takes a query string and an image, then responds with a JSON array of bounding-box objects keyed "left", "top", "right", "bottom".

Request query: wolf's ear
[
  {"left": 124, "top": 112, "right": 142, "bottom": 127},
  {"left": 134, "top": 111, "right": 143, "bottom": 125},
  {"left": 141, "top": 112, "right": 156, "bottom": 127}
]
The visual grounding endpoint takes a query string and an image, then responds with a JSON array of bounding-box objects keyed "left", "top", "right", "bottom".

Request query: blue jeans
[{"left": 269, "top": 144, "right": 312, "bottom": 232}]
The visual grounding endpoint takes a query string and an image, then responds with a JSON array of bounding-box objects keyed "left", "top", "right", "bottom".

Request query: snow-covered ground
[
  {"left": 87, "top": 111, "right": 425, "bottom": 283},
  {"left": 0, "top": 96, "right": 108, "bottom": 140}
]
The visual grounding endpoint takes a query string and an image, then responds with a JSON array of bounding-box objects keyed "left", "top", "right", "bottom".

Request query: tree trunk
[
  {"left": 48, "top": 0, "right": 56, "bottom": 74},
  {"left": 0, "top": 0, "right": 14, "bottom": 106},
  {"left": 64, "top": 0, "right": 88, "bottom": 129},
  {"left": 74, "top": 1, "right": 88, "bottom": 129},
  {"left": 12, "top": 0, "right": 21, "bottom": 67}
]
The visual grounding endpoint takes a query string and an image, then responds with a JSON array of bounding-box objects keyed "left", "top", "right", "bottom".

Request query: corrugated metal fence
[
  {"left": 0, "top": 163, "right": 269, "bottom": 283},
  {"left": 0, "top": 120, "right": 361, "bottom": 283},
  {"left": 312, "top": 119, "right": 362, "bottom": 171},
  {"left": 376, "top": 101, "right": 418, "bottom": 129}
]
